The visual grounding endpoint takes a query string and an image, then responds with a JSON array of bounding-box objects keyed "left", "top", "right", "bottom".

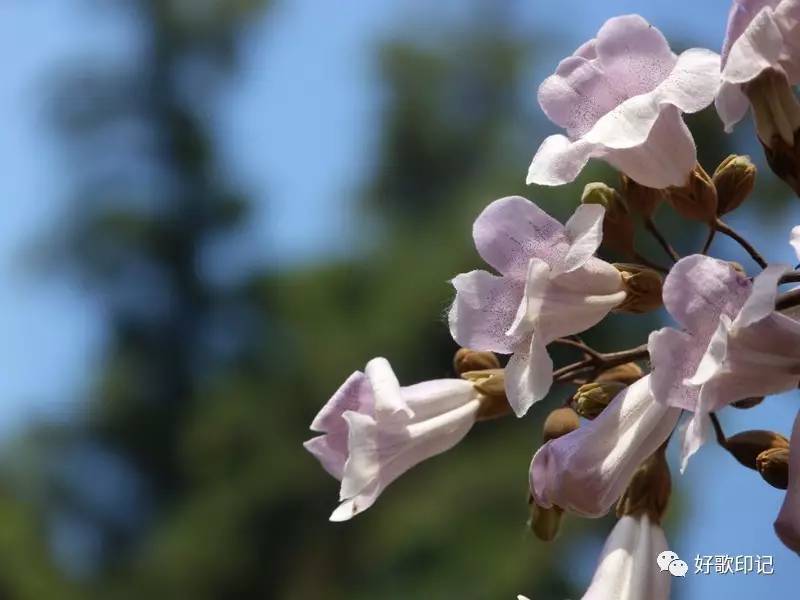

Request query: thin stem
[
  {"left": 709, "top": 412, "right": 727, "bottom": 447},
  {"left": 552, "top": 344, "right": 649, "bottom": 384},
  {"left": 701, "top": 224, "right": 716, "bottom": 255},
  {"left": 552, "top": 337, "right": 603, "bottom": 361},
  {"left": 644, "top": 217, "right": 680, "bottom": 263},
  {"left": 715, "top": 218, "right": 768, "bottom": 268}
]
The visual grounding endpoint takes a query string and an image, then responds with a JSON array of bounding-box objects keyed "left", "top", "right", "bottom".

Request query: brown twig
[
  {"left": 553, "top": 343, "right": 649, "bottom": 384},
  {"left": 715, "top": 218, "right": 768, "bottom": 268},
  {"left": 644, "top": 217, "right": 680, "bottom": 263},
  {"left": 777, "top": 287, "right": 800, "bottom": 310},
  {"left": 779, "top": 271, "right": 800, "bottom": 285},
  {"left": 552, "top": 337, "right": 603, "bottom": 361}
]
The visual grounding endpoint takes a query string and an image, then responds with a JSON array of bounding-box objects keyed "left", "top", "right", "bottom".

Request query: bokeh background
[{"left": 1, "top": 0, "right": 799, "bottom": 598}]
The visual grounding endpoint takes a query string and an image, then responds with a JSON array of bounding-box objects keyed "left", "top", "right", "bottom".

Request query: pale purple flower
[
  {"left": 716, "top": 0, "right": 800, "bottom": 134},
  {"left": 580, "top": 514, "right": 671, "bottom": 600},
  {"left": 649, "top": 254, "right": 800, "bottom": 469},
  {"left": 775, "top": 409, "right": 800, "bottom": 553},
  {"left": 304, "top": 357, "right": 482, "bottom": 521},
  {"left": 449, "top": 196, "right": 626, "bottom": 417},
  {"left": 530, "top": 376, "right": 680, "bottom": 517},
  {"left": 527, "top": 15, "right": 720, "bottom": 189}
]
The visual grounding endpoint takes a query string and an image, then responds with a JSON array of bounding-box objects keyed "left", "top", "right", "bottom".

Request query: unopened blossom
[
  {"left": 530, "top": 376, "right": 680, "bottom": 517},
  {"left": 527, "top": 15, "right": 720, "bottom": 189},
  {"left": 449, "top": 196, "right": 626, "bottom": 417},
  {"left": 775, "top": 409, "right": 800, "bottom": 552},
  {"left": 304, "top": 357, "right": 484, "bottom": 521},
  {"left": 716, "top": 0, "right": 800, "bottom": 134},
  {"left": 650, "top": 254, "right": 800, "bottom": 469}
]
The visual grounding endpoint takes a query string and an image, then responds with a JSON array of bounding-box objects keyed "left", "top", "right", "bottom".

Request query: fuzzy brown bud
[
  {"left": 731, "top": 396, "right": 764, "bottom": 409},
  {"left": 542, "top": 407, "right": 580, "bottom": 443},
  {"left": 713, "top": 155, "right": 756, "bottom": 215},
  {"left": 581, "top": 182, "right": 635, "bottom": 256},
  {"left": 572, "top": 381, "right": 627, "bottom": 419},
  {"left": 757, "top": 447, "right": 790, "bottom": 489},
  {"left": 595, "top": 362, "right": 644, "bottom": 386},
  {"left": 529, "top": 496, "right": 563, "bottom": 541},
  {"left": 454, "top": 348, "right": 500, "bottom": 375},
  {"left": 616, "top": 446, "right": 671, "bottom": 523},
  {"left": 664, "top": 164, "right": 718, "bottom": 223},
  {"left": 620, "top": 174, "right": 663, "bottom": 217},
  {"left": 724, "top": 430, "right": 789, "bottom": 470},
  {"left": 613, "top": 263, "right": 664, "bottom": 314}
]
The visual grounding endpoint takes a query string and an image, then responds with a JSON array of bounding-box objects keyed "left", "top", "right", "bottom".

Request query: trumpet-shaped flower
[
  {"left": 716, "top": 0, "right": 800, "bottom": 133},
  {"left": 649, "top": 254, "right": 800, "bottom": 469},
  {"left": 304, "top": 357, "right": 483, "bottom": 521},
  {"left": 527, "top": 14, "right": 720, "bottom": 189},
  {"left": 449, "top": 196, "right": 626, "bottom": 417},
  {"left": 530, "top": 376, "right": 680, "bottom": 517},
  {"left": 775, "top": 409, "right": 800, "bottom": 552},
  {"left": 518, "top": 514, "right": 670, "bottom": 600}
]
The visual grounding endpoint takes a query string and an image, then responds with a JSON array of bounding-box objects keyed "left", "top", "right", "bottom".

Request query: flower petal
[
  {"left": 401, "top": 379, "right": 478, "bottom": 421},
  {"left": 365, "top": 357, "right": 413, "bottom": 419},
  {"left": 775, "top": 409, "right": 800, "bottom": 552},
  {"left": 602, "top": 106, "right": 697, "bottom": 188},
  {"left": 661, "top": 255, "right": 751, "bottom": 336},
  {"left": 526, "top": 134, "right": 599, "bottom": 187},
  {"left": 678, "top": 411, "right": 712, "bottom": 473},
  {"left": 594, "top": 15, "right": 676, "bottom": 100},
  {"left": 791, "top": 225, "right": 800, "bottom": 262},
  {"left": 722, "top": 7, "right": 785, "bottom": 86},
  {"left": 735, "top": 264, "right": 790, "bottom": 327},
  {"left": 585, "top": 49, "right": 720, "bottom": 150},
  {"left": 310, "top": 371, "right": 372, "bottom": 433},
  {"left": 648, "top": 327, "right": 701, "bottom": 410},
  {"left": 582, "top": 514, "right": 671, "bottom": 600},
  {"left": 449, "top": 270, "right": 525, "bottom": 354},
  {"left": 504, "top": 334, "right": 553, "bottom": 417},
  {"left": 304, "top": 435, "right": 348, "bottom": 481},
  {"left": 472, "top": 196, "right": 567, "bottom": 277},
  {"left": 555, "top": 203, "right": 606, "bottom": 275}
]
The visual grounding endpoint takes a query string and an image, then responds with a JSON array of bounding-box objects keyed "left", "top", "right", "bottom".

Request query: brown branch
[
  {"left": 701, "top": 224, "right": 716, "bottom": 255},
  {"left": 644, "top": 217, "right": 680, "bottom": 263},
  {"left": 553, "top": 344, "right": 649, "bottom": 384},
  {"left": 779, "top": 271, "right": 800, "bottom": 285},
  {"left": 715, "top": 218, "right": 768, "bottom": 269},
  {"left": 709, "top": 412, "right": 727, "bottom": 447},
  {"left": 777, "top": 287, "right": 800, "bottom": 310},
  {"left": 552, "top": 337, "right": 603, "bottom": 361}
]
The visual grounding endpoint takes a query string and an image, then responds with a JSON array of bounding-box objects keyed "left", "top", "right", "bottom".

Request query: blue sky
[{"left": 1, "top": 0, "right": 798, "bottom": 597}]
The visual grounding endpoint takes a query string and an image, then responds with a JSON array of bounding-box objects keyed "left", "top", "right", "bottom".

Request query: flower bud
[
  {"left": 664, "top": 164, "right": 718, "bottom": 223},
  {"left": 620, "top": 174, "right": 662, "bottom": 218},
  {"left": 616, "top": 446, "right": 671, "bottom": 523},
  {"left": 528, "top": 496, "right": 563, "bottom": 541},
  {"left": 594, "top": 362, "right": 644, "bottom": 386},
  {"left": 724, "top": 430, "right": 789, "bottom": 470},
  {"left": 572, "top": 381, "right": 627, "bottom": 420},
  {"left": 713, "top": 155, "right": 756, "bottom": 215},
  {"left": 756, "top": 447, "right": 789, "bottom": 489},
  {"left": 581, "top": 182, "right": 635, "bottom": 256},
  {"left": 746, "top": 69, "right": 800, "bottom": 195},
  {"left": 613, "top": 263, "right": 664, "bottom": 314},
  {"left": 542, "top": 407, "right": 580, "bottom": 443},
  {"left": 731, "top": 396, "right": 763, "bottom": 409},
  {"left": 454, "top": 348, "right": 500, "bottom": 375}
]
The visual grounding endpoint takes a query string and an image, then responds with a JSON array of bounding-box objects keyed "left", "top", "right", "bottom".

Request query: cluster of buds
[{"left": 306, "top": 5, "right": 800, "bottom": 599}]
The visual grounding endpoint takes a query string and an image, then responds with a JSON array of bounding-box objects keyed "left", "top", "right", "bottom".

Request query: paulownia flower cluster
[{"left": 305, "top": 4, "right": 800, "bottom": 598}]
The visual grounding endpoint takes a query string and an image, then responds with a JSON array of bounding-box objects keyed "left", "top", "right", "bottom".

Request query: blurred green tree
[{"left": 0, "top": 2, "right": 757, "bottom": 599}]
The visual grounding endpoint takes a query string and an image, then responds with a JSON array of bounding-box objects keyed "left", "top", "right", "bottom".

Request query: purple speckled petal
[
  {"left": 448, "top": 269, "right": 525, "bottom": 354},
  {"left": 661, "top": 255, "right": 751, "bottom": 336},
  {"left": 472, "top": 196, "right": 568, "bottom": 277}
]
